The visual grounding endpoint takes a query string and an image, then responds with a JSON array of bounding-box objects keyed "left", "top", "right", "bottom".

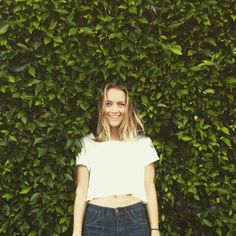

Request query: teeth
[{"left": 109, "top": 116, "right": 120, "bottom": 118}]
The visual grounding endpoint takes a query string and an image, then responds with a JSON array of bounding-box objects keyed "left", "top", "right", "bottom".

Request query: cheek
[
  {"left": 104, "top": 107, "right": 110, "bottom": 113},
  {"left": 119, "top": 111, "right": 125, "bottom": 118},
  {"left": 120, "top": 108, "right": 125, "bottom": 114}
]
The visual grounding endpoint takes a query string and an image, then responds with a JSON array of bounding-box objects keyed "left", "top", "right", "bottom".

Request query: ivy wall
[{"left": 0, "top": 0, "right": 235, "bottom": 235}]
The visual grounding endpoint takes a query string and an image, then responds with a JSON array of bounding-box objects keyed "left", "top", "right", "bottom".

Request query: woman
[{"left": 73, "top": 83, "right": 160, "bottom": 236}]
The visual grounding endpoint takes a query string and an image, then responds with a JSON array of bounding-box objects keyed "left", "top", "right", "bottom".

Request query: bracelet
[{"left": 150, "top": 228, "right": 159, "bottom": 230}]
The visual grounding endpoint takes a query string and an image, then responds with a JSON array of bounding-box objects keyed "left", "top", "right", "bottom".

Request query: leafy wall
[{"left": 0, "top": 0, "right": 235, "bottom": 235}]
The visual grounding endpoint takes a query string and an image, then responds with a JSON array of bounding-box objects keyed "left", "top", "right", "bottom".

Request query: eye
[
  {"left": 105, "top": 102, "right": 112, "bottom": 107},
  {"left": 118, "top": 103, "right": 125, "bottom": 107}
]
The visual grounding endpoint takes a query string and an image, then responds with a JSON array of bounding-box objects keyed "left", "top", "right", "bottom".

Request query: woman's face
[{"left": 104, "top": 88, "right": 126, "bottom": 129}]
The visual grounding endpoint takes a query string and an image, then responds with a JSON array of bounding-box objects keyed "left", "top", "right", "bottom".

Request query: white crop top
[{"left": 75, "top": 132, "right": 159, "bottom": 203}]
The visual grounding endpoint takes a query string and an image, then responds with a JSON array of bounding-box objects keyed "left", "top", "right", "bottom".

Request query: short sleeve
[
  {"left": 75, "top": 138, "right": 91, "bottom": 172},
  {"left": 143, "top": 137, "right": 159, "bottom": 166}
]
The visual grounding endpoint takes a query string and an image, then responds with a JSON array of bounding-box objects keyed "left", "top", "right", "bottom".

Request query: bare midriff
[{"left": 87, "top": 193, "right": 143, "bottom": 208}]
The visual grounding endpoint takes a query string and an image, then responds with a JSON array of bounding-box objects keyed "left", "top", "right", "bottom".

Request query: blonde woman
[{"left": 73, "top": 83, "right": 160, "bottom": 236}]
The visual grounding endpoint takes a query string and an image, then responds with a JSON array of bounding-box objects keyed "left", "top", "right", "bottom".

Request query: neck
[{"left": 110, "top": 127, "right": 121, "bottom": 140}]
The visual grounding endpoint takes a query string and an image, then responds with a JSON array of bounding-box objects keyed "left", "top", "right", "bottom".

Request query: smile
[{"left": 108, "top": 115, "right": 120, "bottom": 119}]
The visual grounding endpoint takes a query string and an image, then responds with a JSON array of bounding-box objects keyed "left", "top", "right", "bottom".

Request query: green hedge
[{"left": 0, "top": 0, "right": 235, "bottom": 235}]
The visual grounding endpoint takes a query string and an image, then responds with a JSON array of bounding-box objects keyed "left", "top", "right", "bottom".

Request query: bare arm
[
  {"left": 144, "top": 163, "right": 160, "bottom": 236},
  {"left": 73, "top": 165, "right": 90, "bottom": 236}
]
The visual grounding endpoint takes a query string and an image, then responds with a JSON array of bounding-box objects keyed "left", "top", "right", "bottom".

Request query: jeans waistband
[{"left": 86, "top": 201, "right": 146, "bottom": 214}]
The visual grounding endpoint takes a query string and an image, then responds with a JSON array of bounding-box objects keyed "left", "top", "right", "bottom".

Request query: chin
[
  {"left": 109, "top": 123, "right": 121, "bottom": 128},
  {"left": 107, "top": 119, "right": 121, "bottom": 125}
]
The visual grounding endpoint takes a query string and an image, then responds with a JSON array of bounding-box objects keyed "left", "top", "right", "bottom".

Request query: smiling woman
[{"left": 73, "top": 83, "right": 160, "bottom": 236}]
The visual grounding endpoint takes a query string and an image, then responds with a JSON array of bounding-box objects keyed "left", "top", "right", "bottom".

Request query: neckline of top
[
  {"left": 88, "top": 133, "right": 123, "bottom": 142},
  {"left": 87, "top": 132, "right": 143, "bottom": 143},
  {"left": 91, "top": 138, "right": 125, "bottom": 143}
]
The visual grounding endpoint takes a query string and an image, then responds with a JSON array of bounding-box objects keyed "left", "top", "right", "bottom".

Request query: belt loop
[
  {"left": 124, "top": 204, "right": 130, "bottom": 214},
  {"left": 102, "top": 204, "right": 107, "bottom": 217}
]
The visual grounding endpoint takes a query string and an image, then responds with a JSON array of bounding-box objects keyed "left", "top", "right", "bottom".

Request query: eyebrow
[{"left": 106, "top": 100, "right": 126, "bottom": 103}]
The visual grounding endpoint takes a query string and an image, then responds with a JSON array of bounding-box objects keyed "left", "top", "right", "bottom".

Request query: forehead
[{"left": 106, "top": 88, "right": 126, "bottom": 101}]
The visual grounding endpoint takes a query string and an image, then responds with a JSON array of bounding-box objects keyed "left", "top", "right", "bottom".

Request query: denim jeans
[{"left": 82, "top": 201, "right": 150, "bottom": 236}]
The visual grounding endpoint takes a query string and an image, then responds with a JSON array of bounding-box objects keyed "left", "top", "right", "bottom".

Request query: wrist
[{"left": 72, "top": 230, "right": 82, "bottom": 236}]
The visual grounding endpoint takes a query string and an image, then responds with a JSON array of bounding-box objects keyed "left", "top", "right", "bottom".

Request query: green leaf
[
  {"left": 44, "top": 37, "right": 51, "bottom": 45},
  {"left": 30, "top": 192, "right": 41, "bottom": 203},
  {"left": 9, "top": 135, "right": 17, "bottom": 142},
  {"left": 97, "top": 15, "right": 113, "bottom": 22},
  {"left": 217, "top": 187, "right": 230, "bottom": 195},
  {"left": 221, "top": 127, "right": 230, "bottom": 135},
  {"left": 156, "top": 92, "right": 162, "bottom": 99},
  {"left": 203, "top": 88, "right": 215, "bottom": 94},
  {"left": 56, "top": 9, "right": 69, "bottom": 15},
  {"left": 79, "top": 27, "right": 94, "bottom": 35},
  {"left": 33, "top": 137, "right": 44, "bottom": 145},
  {"left": 53, "top": 36, "right": 63, "bottom": 43},
  {"left": 17, "top": 43, "right": 29, "bottom": 50},
  {"left": 181, "top": 136, "right": 192, "bottom": 141},
  {"left": 141, "top": 95, "right": 148, "bottom": 105},
  {"left": 224, "top": 77, "right": 236, "bottom": 84},
  {"left": 0, "top": 24, "right": 9, "bottom": 34},
  {"left": 28, "top": 65, "right": 36, "bottom": 77},
  {"left": 222, "top": 137, "right": 231, "bottom": 147},
  {"left": 205, "top": 37, "right": 216, "bottom": 46},
  {"left": 49, "top": 20, "right": 57, "bottom": 30},
  {"left": 68, "top": 27, "right": 78, "bottom": 36},
  {"left": 29, "top": 231, "right": 37, "bottom": 236},
  {"left": 109, "top": 32, "right": 122, "bottom": 39},
  {"left": 2, "top": 193, "right": 14, "bottom": 200},
  {"left": 8, "top": 76, "right": 16, "bottom": 83},
  {"left": 27, "top": 79, "right": 41, "bottom": 87},
  {"left": 0, "top": 85, "right": 7, "bottom": 93},
  {"left": 129, "top": 6, "right": 137, "bottom": 14},
  {"left": 59, "top": 217, "right": 66, "bottom": 224},
  {"left": 20, "top": 187, "right": 31, "bottom": 194},
  {"left": 203, "top": 219, "right": 213, "bottom": 227},
  {"left": 26, "top": 122, "right": 36, "bottom": 133},
  {"left": 64, "top": 173, "right": 73, "bottom": 181},
  {"left": 169, "top": 44, "right": 182, "bottom": 55},
  {"left": 37, "top": 147, "right": 46, "bottom": 157},
  {"left": 139, "top": 17, "right": 148, "bottom": 24},
  {"left": 231, "top": 15, "right": 236, "bottom": 21},
  {"left": 10, "top": 63, "right": 29, "bottom": 72}
]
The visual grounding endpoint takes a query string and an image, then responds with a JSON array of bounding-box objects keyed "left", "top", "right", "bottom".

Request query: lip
[{"left": 108, "top": 115, "right": 121, "bottom": 120}]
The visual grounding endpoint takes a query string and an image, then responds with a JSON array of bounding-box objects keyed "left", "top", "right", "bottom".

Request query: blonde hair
[{"left": 94, "top": 82, "right": 145, "bottom": 142}]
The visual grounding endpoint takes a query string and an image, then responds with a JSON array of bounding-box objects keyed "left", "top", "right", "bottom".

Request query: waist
[
  {"left": 88, "top": 193, "right": 142, "bottom": 208},
  {"left": 86, "top": 201, "right": 145, "bottom": 213}
]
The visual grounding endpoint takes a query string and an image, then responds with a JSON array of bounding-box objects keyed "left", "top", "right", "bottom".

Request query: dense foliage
[{"left": 0, "top": 0, "right": 235, "bottom": 235}]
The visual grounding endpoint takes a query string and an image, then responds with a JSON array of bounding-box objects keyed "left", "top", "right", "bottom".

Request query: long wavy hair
[{"left": 94, "top": 83, "right": 145, "bottom": 142}]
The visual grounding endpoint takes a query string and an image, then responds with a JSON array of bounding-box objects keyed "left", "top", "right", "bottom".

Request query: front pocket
[
  {"left": 84, "top": 209, "right": 101, "bottom": 225},
  {"left": 128, "top": 207, "right": 147, "bottom": 224}
]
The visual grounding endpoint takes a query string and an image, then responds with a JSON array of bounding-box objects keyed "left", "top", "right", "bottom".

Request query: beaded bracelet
[{"left": 150, "top": 228, "right": 159, "bottom": 230}]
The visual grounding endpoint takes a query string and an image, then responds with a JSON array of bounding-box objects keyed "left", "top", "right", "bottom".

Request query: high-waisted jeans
[{"left": 82, "top": 201, "right": 150, "bottom": 236}]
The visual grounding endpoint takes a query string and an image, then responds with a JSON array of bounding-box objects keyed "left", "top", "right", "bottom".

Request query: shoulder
[
  {"left": 135, "top": 135, "right": 156, "bottom": 150},
  {"left": 80, "top": 132, "right": 95, "bottom": 144},
  {"left": 135, "top": 134, "right": 152, "bottom": 143}
]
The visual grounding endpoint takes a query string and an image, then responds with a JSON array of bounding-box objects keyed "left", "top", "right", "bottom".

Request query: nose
[{"left": 111, "top": 104, "right": 118, "bottom": 113}]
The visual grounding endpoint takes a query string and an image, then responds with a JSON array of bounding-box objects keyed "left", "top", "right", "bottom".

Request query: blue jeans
[{"left": 82, "top": 201, "right": 151, "bottom": 236}]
